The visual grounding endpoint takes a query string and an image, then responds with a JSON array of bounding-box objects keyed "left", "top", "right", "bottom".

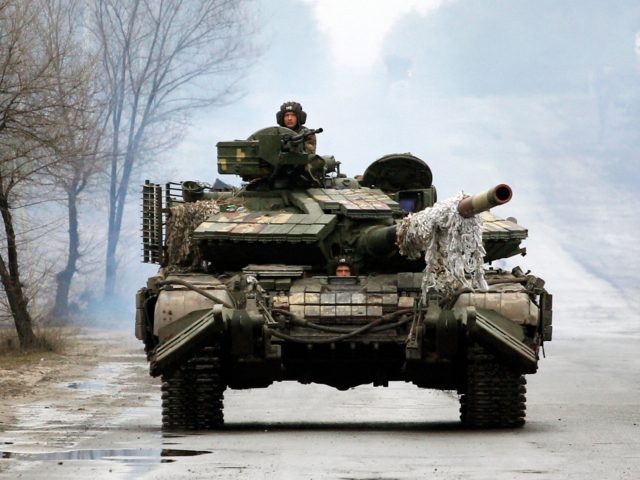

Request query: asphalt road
[{"left": 0, "top": 329, "right": 638, "bottom": 480}]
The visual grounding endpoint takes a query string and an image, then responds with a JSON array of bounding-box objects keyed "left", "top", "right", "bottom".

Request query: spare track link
[
  {"left": 460, "top": 344, "right": 527, "bottom": 428},
  {"left": 161, "top": 344, "right": 225, "bottom": 430}
]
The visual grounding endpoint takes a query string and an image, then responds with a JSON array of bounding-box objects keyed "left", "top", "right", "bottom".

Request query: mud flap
[
  {"left": 466, "top": 307, "right": 538, "bottom": 374},
  {"left": 150, "top": 307, "right": 225, "bottom": 377}
]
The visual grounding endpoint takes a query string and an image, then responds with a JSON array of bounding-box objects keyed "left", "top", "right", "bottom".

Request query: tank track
[
  {"left": 161, "top": 344, "right": 225, "bottom": 430},
  {"left": 459, "top": 344, "right": 527, "bottom": 428}
]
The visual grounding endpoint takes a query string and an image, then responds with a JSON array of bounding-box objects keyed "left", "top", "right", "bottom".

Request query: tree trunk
[
  {"left": 104, "top": 144, "right": 135, "bottom": 299},
  {"left": 52, "top": 190, "right": 80, "bottom": 319},
  {"left": 104, "top": 234, "right": 117, "bottom": 298},
  {"left": 0, "top": 194, "right": 36, "bottom": 348},
  {"left": 104, "top": 174, "right": 120, "bottom": 298},
  {"left": 104, "top": 129, "right": 120, "bottom": 298}
]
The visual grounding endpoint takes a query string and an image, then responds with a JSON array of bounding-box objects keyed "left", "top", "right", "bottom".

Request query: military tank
[{"left": 136, "top": 126, "right": 552, "bottom": 429}]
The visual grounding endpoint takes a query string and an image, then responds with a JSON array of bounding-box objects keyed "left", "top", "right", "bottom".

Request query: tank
[{"left": 136, "top": 126, "right": 553, "bottom": 429}]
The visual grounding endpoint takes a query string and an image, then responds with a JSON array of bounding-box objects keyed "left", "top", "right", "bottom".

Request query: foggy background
[{"left": 58, "top": 0, "right": 639, "bottom": 335}]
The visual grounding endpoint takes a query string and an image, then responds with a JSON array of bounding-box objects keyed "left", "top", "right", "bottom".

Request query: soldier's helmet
[
  {"left": 336, "top": 257, "right": 352, "bottom": 268},
  {"left": 276, "top": 101, "right": 307, "bottom": 128}
]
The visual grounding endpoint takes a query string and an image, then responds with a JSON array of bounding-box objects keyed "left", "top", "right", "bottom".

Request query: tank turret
[{"left": 136, "top": 125, "right": 553, "bottom": 431}]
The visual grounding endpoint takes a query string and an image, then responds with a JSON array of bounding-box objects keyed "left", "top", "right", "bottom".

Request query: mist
[{"left": 107, "top": 0, "right": 640, "bottom": 336}]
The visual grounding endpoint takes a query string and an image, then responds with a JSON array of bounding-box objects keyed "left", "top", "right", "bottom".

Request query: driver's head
[
  {"left": 276, "top": 101, "right": 307, "bottom": 130},
  {"left": 335, "top": 258, "right": 352, "bottom": 277}
]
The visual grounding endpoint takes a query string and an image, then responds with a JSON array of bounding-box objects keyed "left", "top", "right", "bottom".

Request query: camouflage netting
[
  {"left": 166, "top": 200, "right": 220, "bottom": 270},
  {"left": 396, "top": 192, "right": 488, "bottom": 297}
]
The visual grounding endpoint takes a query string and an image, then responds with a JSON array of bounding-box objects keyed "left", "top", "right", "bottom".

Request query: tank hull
[{"left": 138, "top": 267, "right": 549, "bottom": 428}]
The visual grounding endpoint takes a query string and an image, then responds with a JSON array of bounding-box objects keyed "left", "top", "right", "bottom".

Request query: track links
[
  {"left": 460, "top": 344, "right": 527, "bottom": 428},
  {"left": 161, "top": 344, "right": 225, "bottom": 430}
]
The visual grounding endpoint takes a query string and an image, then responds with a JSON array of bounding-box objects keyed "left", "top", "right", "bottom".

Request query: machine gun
[
  {"left": 217, "top": 126, "right": 331, "bottom": 185},
  {"left": 281, "top": 127, "right": 323, "bottom": 147}
]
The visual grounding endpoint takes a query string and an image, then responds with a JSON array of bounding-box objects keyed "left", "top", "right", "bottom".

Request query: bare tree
[
  {"left": 93, "top": 0, "right": 256, "bottom": 298},
  {"left": 0, "top": 0, "right": 88, "bottom": 347},
  {"left": 40, "top": 0, "right": 106, "bottom": 320}
]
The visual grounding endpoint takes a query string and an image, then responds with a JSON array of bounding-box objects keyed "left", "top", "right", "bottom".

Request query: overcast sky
[{"left": 127, "top": 0, "right": 640, "bottom": 335}]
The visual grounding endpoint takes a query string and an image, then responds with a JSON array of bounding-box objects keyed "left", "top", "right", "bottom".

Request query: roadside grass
[{"left": 0, "top": 326, "right": 76, "bottom": 365}]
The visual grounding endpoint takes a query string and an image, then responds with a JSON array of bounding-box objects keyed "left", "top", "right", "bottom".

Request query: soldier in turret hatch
[
  {"left": 335, "top": 257, "right": 353, "bottom": 277},
  {"left": 276, "top": 101, "right": 317, "bottom": 154}
]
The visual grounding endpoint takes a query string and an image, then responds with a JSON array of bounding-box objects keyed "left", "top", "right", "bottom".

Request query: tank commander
[
  {"left": 335, "top": 257, "right": 352, "bottom": 277},
  {"left": 276, "top": 101, "right": 317, "bottom": 154}
]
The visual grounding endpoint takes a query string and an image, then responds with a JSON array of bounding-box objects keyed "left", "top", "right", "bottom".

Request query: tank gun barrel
[
  {"left": 360, "top": 184, "right": 513, "bottom": 257},
  {"left": 457, "top": 184, "right": 512, "bottom": 218}
]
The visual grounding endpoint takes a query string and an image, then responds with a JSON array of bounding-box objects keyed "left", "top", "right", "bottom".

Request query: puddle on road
[
  {"left": 1, "top": 356, "right": 180, "bottom": 478},
  {"left": 60, "top": 363, "right": 124, "bottom": 393},
  {"left": 67, "top": 380, "right": 108, "bottom": 391},
  {"left": 0, "top": 448, "right": 210, "bottom": 463}
]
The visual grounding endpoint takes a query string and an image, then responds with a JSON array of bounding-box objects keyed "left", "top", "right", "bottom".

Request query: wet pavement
[{"left": 0, "top": 332, "right": 639, "bottom": 479}]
